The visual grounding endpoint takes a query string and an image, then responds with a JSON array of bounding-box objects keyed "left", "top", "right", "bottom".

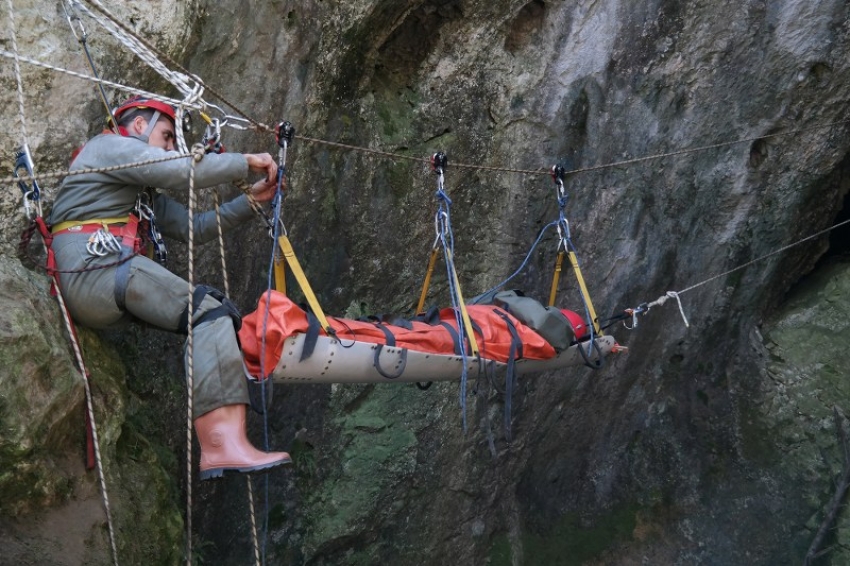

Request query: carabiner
[
  {"left": 14, "top": 145, "right": 42, "bottom": 219},
  {"left": 61, "top": 0, "right": 87, "bottom": 43},
  {"left": 86, "top": 229, "right": 122, "bottom": 257}
]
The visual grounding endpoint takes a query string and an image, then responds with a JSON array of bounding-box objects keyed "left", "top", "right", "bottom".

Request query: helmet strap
[{"left": 134, "top": 110, "right": 162, "bottom": 143}]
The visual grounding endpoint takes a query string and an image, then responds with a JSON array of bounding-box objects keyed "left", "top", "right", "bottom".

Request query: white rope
[
  {"left": 6, "top": 4, "right": 119, "bottom": 563},
  {"left": 184, "top": 144, "right": 206, "bottom": 566},
  {"left": 632, "top": 216, "right": 850, "bottom": 329},
  {"left": 6, "top": 0, "right": 28, "bottom": 148},
  {"left": 74, "top": 0, "right": 200, "bottom": 99},
  {"left": 0, "top": 49, "right": 205, "bottom": 110},
  {"left": 647, "top": 291, "right": 690, "bottom": 328}
]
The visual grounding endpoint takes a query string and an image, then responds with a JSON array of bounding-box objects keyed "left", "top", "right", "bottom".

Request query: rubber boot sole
[{"left": 199, "top": 455, "right": 293, "bottom": 481}]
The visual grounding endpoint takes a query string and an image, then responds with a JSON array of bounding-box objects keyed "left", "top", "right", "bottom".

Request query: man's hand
[
  {"left": 244, "top": 153, "right": 282, "bottom": 203},
  {"left": 249, "top": 175, "right": 285, "bottom": 203},
  {"left": 244, "top": 153, "right": 278, "bottom": 183}
]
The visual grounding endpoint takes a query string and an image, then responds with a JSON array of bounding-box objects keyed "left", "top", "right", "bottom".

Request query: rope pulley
[
  {"left": 276, "top": 120, "right": 295, "bottom": 171},
  {"left": 276, "top": 120, "right": 295, "bottom": 148},
  {"left": 551, "top": 164, "right": 569, "bottom": 209},
  {"left": 431, "top": 151, "right": 448, "bottom": 173}
]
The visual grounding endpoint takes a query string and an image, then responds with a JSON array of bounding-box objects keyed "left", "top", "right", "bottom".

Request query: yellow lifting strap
[
  {"left": 415, "top": 247, "right": 479, "bottom": 357},
  {"left": 548, "top": 251, "right": 565, "bottom": 307},
  {"left": 273, "top": 251, "right": 286, "bottom": 295},
  {"left": 446, "top": 248, "right": 480, "bottom": 357},
  {"left": 415, "top": 248, "right": 440, "bottom": 315},
  {"left": 566, "top": 250, "right": 602, "bottom": 335},
  {"left": 276, "top": 235, "right": 332, "bottom": 332}
]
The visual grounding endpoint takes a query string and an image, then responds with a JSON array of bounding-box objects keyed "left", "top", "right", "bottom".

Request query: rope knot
[{"left": 190, "top": 143, "right": 205, "bottom": 163}]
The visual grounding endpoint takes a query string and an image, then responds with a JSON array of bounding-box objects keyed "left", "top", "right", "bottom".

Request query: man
[{"left": 48, "top": 95, "right": 291, "bottom": 480}]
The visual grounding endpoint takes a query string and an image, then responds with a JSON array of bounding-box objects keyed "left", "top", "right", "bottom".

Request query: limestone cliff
[{"left": 2, "top": 0, "right": 850, "bottom": 564}]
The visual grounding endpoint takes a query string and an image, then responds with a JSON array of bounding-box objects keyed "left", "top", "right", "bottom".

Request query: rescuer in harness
[{"left": 48, "top": 95, "right": 291, "bottom": 480}]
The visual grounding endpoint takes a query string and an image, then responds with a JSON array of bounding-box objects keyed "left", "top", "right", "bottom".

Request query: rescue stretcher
[{"left": 238, "top": 291, "right": 618, "bottom": 385}]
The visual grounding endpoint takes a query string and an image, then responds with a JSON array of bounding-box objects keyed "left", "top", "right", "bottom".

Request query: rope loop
[{"left": 666, "top": 291, "right": 690, "bottom": 328}]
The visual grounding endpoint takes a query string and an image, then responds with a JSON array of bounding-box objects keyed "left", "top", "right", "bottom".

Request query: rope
[
  {"left": 3, "top": 48, "right": 849, "bottom": 186},
  {"left": 431, "top": 169, "right": 473, "bottom": 431},
  {"left": 247, "top": 477, "right": 261, "bottom": 566},
  {"left": 69, "top": 0, "right": 850, "bottom": 183},
  {"left": 0, "top": 50, "right": 205, "bottom": 110},
  {"left": 184, "top": 143, "right": 205, "bottom": 566},
  {"left": 54, "top": 286, "right": 120, "bottom": 566},
  {"left": 75, "top": 0, "right": 201, "bottom": 99},
  {"left": 210, "top": 186, "right": 262, "bottom": 566},
  {"left": 7, "top": 1, "right": 119, "bottom": 563},
  {"left": 213, "top": 191, "right": 229, "bottom": 296},
  {"left": 476, "top": 220, "right": 560, "bottom": 298},
  {"left": 6, "top": 0, "right": 28, "bottom": 150},
  {"left": 635, "top": 216, "right": 850, "bottom": 328},
  {"left": 1, "top": 152, "right": 191, "bottom": 186}
]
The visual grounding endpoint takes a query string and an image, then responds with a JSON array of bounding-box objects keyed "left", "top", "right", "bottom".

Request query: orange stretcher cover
[{"left": 239, "top": 291, "right": 557, "bottom": 376}]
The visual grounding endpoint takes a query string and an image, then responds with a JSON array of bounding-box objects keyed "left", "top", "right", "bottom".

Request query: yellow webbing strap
[
  {"left": 567, "top": 251, "right": 602, "bottom": 335},
  {"left": 277, "top": 235, "right": 331, "bottom": 332},
  {"left": 273, "top": 253, "right": 286, "bottom": 295},
  {"left": 548, "top": 251, "right": 565, "bottom": 307},
  {"left": 415, "top": 248, "right": 440, "bottom": 314},
  {"left": 445, "top": 248, "right": 479, "bottom": 357},
  {"left": 51, "top": 216, "right": 130, "bottom": 233}
]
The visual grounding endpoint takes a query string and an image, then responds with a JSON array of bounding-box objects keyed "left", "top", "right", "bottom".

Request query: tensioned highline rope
[{"left": 70, "top": 0, "right": 850, "bottom": 179}]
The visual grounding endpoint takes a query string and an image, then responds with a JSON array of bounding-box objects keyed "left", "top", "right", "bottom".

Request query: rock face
[{"left": 2, "top": 0, "right": 850, "bottom": 564}]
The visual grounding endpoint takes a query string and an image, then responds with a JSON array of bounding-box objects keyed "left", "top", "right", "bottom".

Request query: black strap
[
  {"left": 413, "top": 305, "right": 441, "bottom": 325},
  {"left": 113, "top": 247, "right": 134, "bottom": 311},
  {"left": 372, "top": 322, "right": 396, "bottom": 346},
  {"left": 369, "top": 322, "right": 407, "bottom": 379},
  {"left": 300, "top": 312, "right": 321, "bottom": 362},
  {"left": 494, "top": 309, "right": 523, "bottom": 442},
  {"left": 373, "top": 343, "right": 408, "bottom": 379},
  {"left": 439, "top": 321, "right": 462, "bottom": 355},
  {"left": 177, "top": 285, "right": 243, "bottom": 335},
  {"left": 577, "top": 338, "right": 605, "bottom": 370}
]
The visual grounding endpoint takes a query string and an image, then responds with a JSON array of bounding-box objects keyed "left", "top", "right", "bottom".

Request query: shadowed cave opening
[{"left": 816, "top": 152, "right": 850, "bottom": 263}]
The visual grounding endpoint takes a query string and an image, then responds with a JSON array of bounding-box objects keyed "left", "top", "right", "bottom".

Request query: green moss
[
  {"left": 306, "top": 387, "right": 418, "bottom": 546},
  {"left": 525, "top": 504, "right": 639, "bottom": 565},
  {"left": 488, "top": 533, "right": 513, "bottom": 566},
  {"left": 268, "top": 502, "right": 288, "bottom": 531}
]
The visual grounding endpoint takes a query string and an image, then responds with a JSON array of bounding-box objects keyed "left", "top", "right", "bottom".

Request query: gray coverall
[{"left": 49, "top": 133, "right": 258, "bottom": 417}]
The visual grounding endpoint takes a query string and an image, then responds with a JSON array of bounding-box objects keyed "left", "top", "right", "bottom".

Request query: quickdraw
[
  {"left": 135, "top": 192, "right": 167, "bottom": 264},
  {"left": 201, "top": 113, "right": 224, "bottom": 154},
  {"left": 14, "top": 145, "right": 42, "bottom": 219}
]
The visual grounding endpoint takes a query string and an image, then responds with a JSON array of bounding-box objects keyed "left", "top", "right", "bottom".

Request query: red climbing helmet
[
  {"left": 109, "top": 95, "right": 176, "bottom": 126},
  {"left": 561, "top": 309, "right": 589, "bottom": 341}
]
